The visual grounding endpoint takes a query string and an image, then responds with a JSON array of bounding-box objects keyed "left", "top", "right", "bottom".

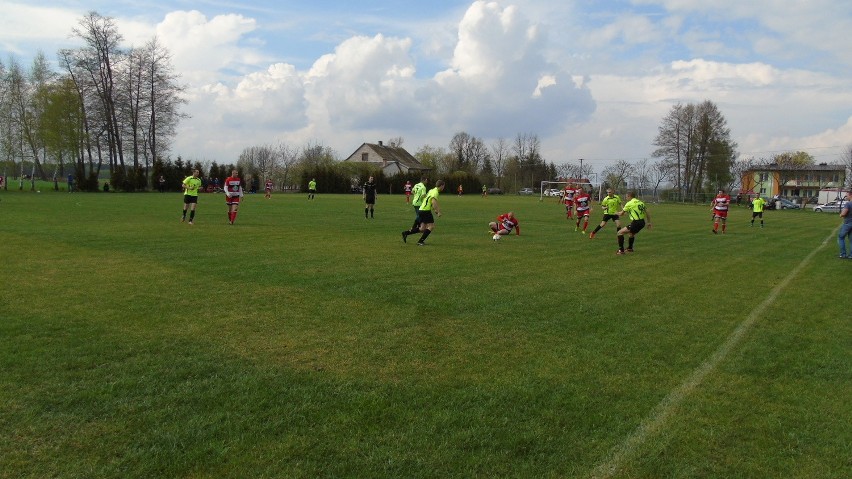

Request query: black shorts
[
  {"left": 627, "top": 219, "right": 645, "bottom": 234},
  {"left": 419, "top": 210, "right": 435, "bottom": 224},
  {"left": 602, "top": 214, "right": 619, "bottom": 222},
  {"left": 365, "top": 193, "right": 376, "bottom": 204},
  {"left": 752, "top": 211, "right": 763, "bottom": 218},
  {"left": 183, "top": 195, "right": 198, "bottom": 204}
]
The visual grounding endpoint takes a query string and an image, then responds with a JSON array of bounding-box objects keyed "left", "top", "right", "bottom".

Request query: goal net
[{"left": 539, "top": 180, "right": 596, "bottom": 202}]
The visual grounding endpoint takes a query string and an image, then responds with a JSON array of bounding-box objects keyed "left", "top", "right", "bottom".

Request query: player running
[
  {"left": 615, "top": 191, "right": 651, "bottom": 255},
  {"left": 573, "top": 188, "right": 592, "bottom": 234},
  {"left": 711, "top": 189, "right": 731, "bottom": 234},
  {"left": 489, "top": 212, "right": 521, "bottom": 238},
  {"left": 589, "top": 188, "right": 622, "bottom": 238},
  {"left": 562, "top": 183, "right": 576, "bottom": 219},
  {"left": 401, "top": 177, "right": 428, "bottom": 242}
]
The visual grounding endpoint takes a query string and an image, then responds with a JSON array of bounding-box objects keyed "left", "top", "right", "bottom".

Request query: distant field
[{"left": 1, "top": 189, "right": 848, "bottom": 478}]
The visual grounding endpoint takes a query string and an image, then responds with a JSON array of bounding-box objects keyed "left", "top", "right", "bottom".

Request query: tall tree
[
  {"left": 490, "top": 137, "right": 510, "bottom": 187},
  {"left": 653, "top": 100, "right": 737, "bottom": 199},
  {"left": 71, "top": 12, "right": 126, "bottom": 176}
]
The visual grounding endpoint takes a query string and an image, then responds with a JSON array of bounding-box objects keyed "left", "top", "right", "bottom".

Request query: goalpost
[{"left": 539, "top": 180, "right": 598, "bottom": 202}]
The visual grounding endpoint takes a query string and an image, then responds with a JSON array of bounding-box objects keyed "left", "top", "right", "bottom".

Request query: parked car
[
  {"left": 487, "top": 187, "right": 504, "bottom": 195},
  {"left": 543, "top": 188, "right": 562, "bottom": 197},
  {"left": 812, "top": 200, "right": 845, "bottom": 213},
  {"left": 767, "top": 197, "right": 800, "bottom": 210},
  {"left": 776, "top": 198, "right": 801, "bottom": 209},
  {"left": 518, "top": 187, "right": 535, "bottom": 195}
]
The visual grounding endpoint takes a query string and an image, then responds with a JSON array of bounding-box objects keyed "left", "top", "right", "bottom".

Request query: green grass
[{"left": 1, "top": 189, "right": 849, "bottom": 478}]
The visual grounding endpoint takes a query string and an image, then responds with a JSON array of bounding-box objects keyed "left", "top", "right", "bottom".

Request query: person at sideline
[
  {"left": 401, "top": 177, "right": 428, "bottom": 242},
  {"left": 838, "top": 191, "right": 852, "bottom": 259},
  {"left": 412, "top": 180, "right": 445, "bottom": 246},
  {"left": 489, "top": 211, "right": 520, "bottom": 237},
  {"left": 307, "top": 178, "right": 317, "bottom": 200},
  {"left": 615, "top": 191, "right": 651, "bottom": 255},
  {"left": 363, "top": 176, "right": 377, "bottom": 219},
  {"left": 224, "top": 169, "right": 243, "bottom": 225},
  {"left": 750, "top": 195, "right": 767, "bottom": 227},
  {"left": 181, "top": 169, "right": 202, "bottom": 224},
  {"left": 711, "top": 189, "right": 731, "bottom": 234},
  {"left": 589, "top": 188, "right": 622, "bottom": 239}
]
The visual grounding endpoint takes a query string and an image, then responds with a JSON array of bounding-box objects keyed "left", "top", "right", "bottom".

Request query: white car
[
  {"left": 543, "top": 188, "right": 562, "bottom": 197},
  {"left": 812, "top": 200, "right": 846, "bottom": 213}
]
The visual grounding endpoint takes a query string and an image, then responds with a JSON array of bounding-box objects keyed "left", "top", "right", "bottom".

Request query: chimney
[{"left": 378, "top": 141, "right": 383, "bottom": 146}]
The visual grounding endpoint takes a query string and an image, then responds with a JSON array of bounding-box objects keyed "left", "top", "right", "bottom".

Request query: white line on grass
[{"left": 589, "top": 230, "right": 837, "bottom": 479}]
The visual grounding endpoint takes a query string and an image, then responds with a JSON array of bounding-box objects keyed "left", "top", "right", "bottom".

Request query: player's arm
[
  {"left": 515, "top": 223, "right": 520, "bottom": 235},
  {"left": 841, "top": 204, "right": 849, "bottom": 218},
  {"left": 432, "top": 198, "right": 441, "bottom": 216},
  {"left": 645, "top": 208, "right": 652, "bottom": 228}
]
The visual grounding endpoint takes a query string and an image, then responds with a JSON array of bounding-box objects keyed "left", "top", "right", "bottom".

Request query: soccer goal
[{"left": 539, "top": 180, "right": 596, "bottom": 202}]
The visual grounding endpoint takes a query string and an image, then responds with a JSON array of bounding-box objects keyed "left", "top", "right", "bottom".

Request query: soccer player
[
  {"left": 573, "top": 188, "right": 592, "bottom": 234},
  {"left": 711, "top": 189, "right": 731, "bottom": 234},
  {"left": 402, "top": 177, "right": 428, "bottom": 242},
  {"left": 562, "top": 183, "right": 576, "bottom": 219},
  {"left": 224, "top": 169, "right": 243, "bottom": 225},
  {"left": 838, "top": 191, "right": 852, "bottom": 259},
  {"left": 404, "top": 180, "right": 412, "bottom": 203},
  {"left": 482, "top": 184, "right": 487, "bottom": 197},
  {"left": 489, "top": 211, "right": 521, "bottom": 237},
  {"left": 615, "top": 191, "right": 651, "bottom": 255},
  {"left": 363, "top": 176, "right": 377, "bottom": 219},
  {"left": 308, "top": 178, "right": 317, "bottom": 200},
  {"left": 589, "top": 188, "right": 622, "bottom": 238},
  {"left": 750, "top": 195, "right": 767, "bottom": 227},
  {"left": 181, "top": 169, "right": 202, "bottom": 224},
  {"left": 264, "top": 178, "right": 273, "bottom": 199},
  {"left": 457, "top": 184, "right": 463, "bottom": 196},
  {"left": 414, "top": 180, "right": 445, "bottom": 246}
]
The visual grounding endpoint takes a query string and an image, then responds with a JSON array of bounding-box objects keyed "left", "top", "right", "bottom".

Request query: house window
[
  {"left": 361, "top": 153, "right": 368, "bottom": 162},
  {"left": 759, "top": 173, "right": 768, "bottom": 182}
]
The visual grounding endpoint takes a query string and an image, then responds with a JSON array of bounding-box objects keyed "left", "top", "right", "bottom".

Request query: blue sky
[{"left": 1, "top": 0, "right": 850, "bottom": 170}]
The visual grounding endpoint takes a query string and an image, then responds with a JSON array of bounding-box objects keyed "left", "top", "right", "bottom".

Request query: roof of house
[
  {"left": 745, "top": 163, "right": 845, "bottom": 172},
  {"left": 349, "top": 143, "right": 430, "bottom": 171}
]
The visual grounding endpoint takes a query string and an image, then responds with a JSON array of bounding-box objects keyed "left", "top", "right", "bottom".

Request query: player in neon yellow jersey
[
  {"left": 413, "top": 180, "right": 445, "bottom": 246},
  {"left": 401, "top": 176, "right": 429, "bottom": 242},
  {"left": 181, "top": 169, "right": 202, "bottom": 224},
  {"left": 589, "top": 188, "right": 622, "bottom": 238},
  {"left": 615, "top": 191, "right": 651, "bottom": 255},
  {"left": 750, "top": 195, "right": 767, "bottom": 227}
]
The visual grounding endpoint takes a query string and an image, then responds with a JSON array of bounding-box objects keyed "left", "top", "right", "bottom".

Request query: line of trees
[{"left": 0, "top": 11, "right": 185, "bottom": 192}]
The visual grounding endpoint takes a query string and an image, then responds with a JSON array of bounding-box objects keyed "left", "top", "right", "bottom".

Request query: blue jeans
[{"left": 839, "top": 222, "right": 852, "bottom": 256}]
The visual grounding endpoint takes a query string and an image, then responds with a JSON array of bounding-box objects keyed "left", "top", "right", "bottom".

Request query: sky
[{"left": 1, "top": 0, "right": 851, "bottom": 173}]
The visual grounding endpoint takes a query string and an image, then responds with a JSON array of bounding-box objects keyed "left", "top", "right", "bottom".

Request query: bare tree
[
  {"left": 653, "top": 101, "right": 736, "bottom": 199},
  {"left": 650, "top": 159, "right": 672, "bottom": 201},
  {"left": 387, "top": 136, "right": 404, "bottom": 148},
  {"left": 601, "top": 160, "right": 635, "bottom": 191},
  {"left": 449, "top": 131, "right": 488, "bottom": 174},
  {"left": 490, "top": 137, "right": 510, "bottom": 188},
  {"left": 72, "top": 12, "right": 126, "bottom": 175}
]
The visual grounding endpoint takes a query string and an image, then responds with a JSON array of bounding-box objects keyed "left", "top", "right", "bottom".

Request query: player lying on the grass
[{"left": 489, "top": 212, "right": 521, "bottom": 237}]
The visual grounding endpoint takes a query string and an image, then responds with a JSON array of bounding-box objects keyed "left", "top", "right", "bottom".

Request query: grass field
[{"left": 1, "top": 189, "right": 849, "bottom": 478}]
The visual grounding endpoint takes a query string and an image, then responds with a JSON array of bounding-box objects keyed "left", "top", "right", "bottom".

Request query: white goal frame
[{"left": 539, "top": 180, "right": 598, "bottom": 202}]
